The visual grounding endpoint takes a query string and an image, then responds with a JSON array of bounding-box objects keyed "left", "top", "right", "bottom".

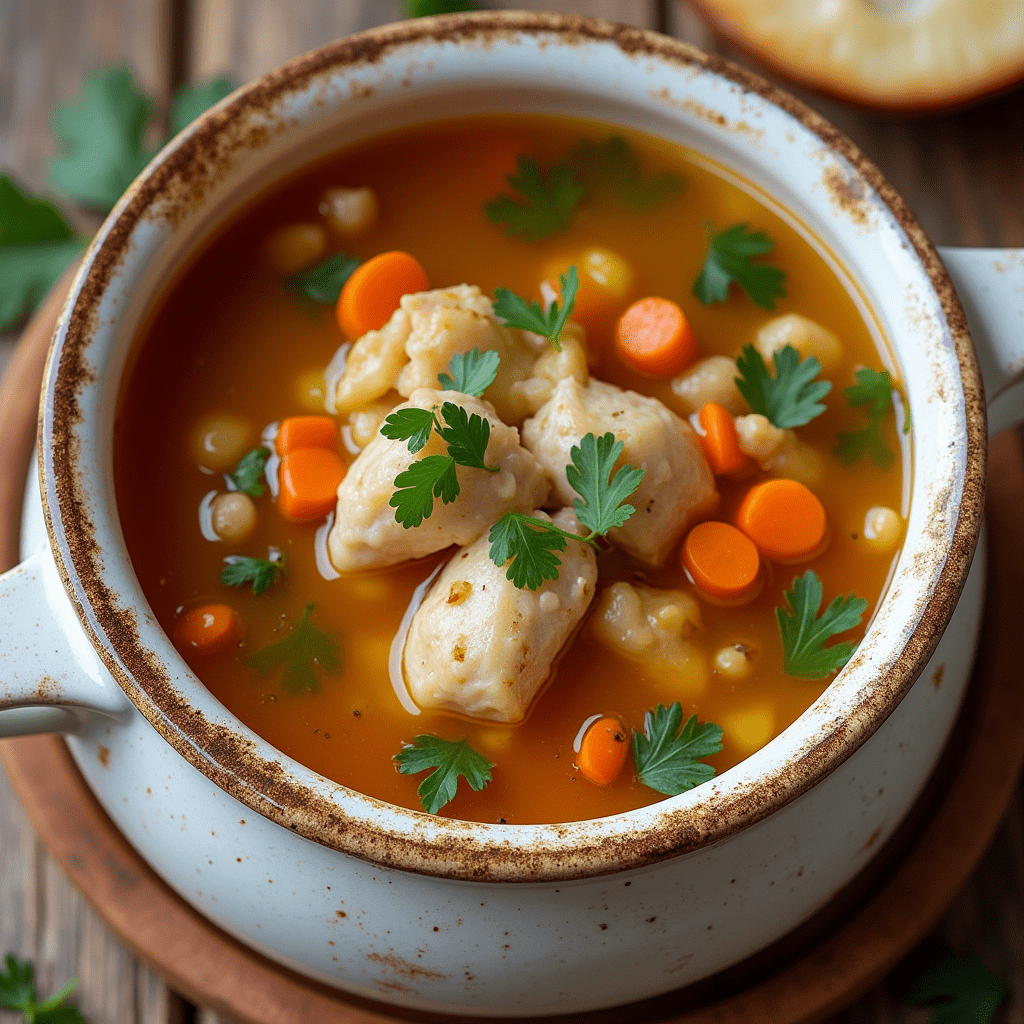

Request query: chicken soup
[{"left": 114, "top": 115, "right": 906, "bottom": 824}]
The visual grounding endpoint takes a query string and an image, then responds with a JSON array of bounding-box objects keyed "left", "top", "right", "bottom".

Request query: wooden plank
[{"left": 0, "top": 3, "right": 178, "bottom": 1022}]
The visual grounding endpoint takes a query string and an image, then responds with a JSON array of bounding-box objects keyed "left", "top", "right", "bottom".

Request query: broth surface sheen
[{"left": 115, "top": 115, "right": 906, "bottom": 824}]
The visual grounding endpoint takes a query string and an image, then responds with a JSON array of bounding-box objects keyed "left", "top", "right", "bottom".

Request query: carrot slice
[
  {"left": 577, "top": 717, "right": 629, "bottom": 786},
  {"left": 697, "top": 402, "right": 747, "bottom": 475},
  {"left": 278, "top": 448, "right": 347, "bottom": 523},
  {"left": 682, "top": 521, "right": 761, "bottom": 602},
  {"left": 275, "top": 415, "right": 337, "bottom": 456},
  {"left": 615, "top": 296, "right": 697, "bottom": 377},
  {"left": 734, "top": 478, "right": 827, "bottom": 562},
  {"left": 173, "top": 603, "right": 242, "bottom": 655},
  {"left": 337, "top": 251, "right": 428, "bottom": 339}
]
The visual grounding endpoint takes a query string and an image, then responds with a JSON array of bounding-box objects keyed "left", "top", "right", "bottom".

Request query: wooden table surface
[{"left": 2, "top": 2, "right": 1023, "bottom": 1022}]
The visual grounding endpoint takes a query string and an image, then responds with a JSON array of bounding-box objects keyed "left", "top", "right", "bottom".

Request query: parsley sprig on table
[
  {"left": 286, "top": 252, "right": 360, "bottom": 304},
  {"left": 735, "top": 343, "right": 831, "bottom": 429},
  {"left": 488, "top": 431, "right": 644, "bottom": 591},
  {"left": 221, "top": 552, "right": 284, "bottom": 596},
  {"left": 903, "top": 946, "right": 1008, "bottom": 1024},
  {"left": 483, "top": 156, "right": 583, "bottom": 242},
  {"left": 394, "top": 735, "right": 494, "bottom": 815},
  {"left": 776, "top": 571, "right": 867, "bottom": 679},
  {"left": 0, "top": 67, "right": 233, "bottom": 330},
  {"left": 834, "top": 367, "right": 896, "bottom": 468},
  {"left": 245, "top": 603, "right": 341, "bottom": 694},
  {"left": 570, "top": 136, "right": 685, "bottom": 210},
  {"left": 0, "top": 954, "right": 85, "bottom": 1024},
  {"left": 228, "top": 446, "right": 271, "bottom": 497},
  {"left": 632, "top": 703, "right": 723, "bottom": 796},
  {"left": 692, "top": 222, "right": 787, "bottom": 310},
  {"left": 493, "top": 265, "right": 578, "bottom": 352}
]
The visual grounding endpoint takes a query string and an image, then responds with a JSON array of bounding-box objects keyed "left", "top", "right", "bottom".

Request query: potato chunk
[
  {"left": 332, "top": 284, "right": 540, "bottom": 423},
  {"left": 590, "top": 581, "right": 708, "bottom": 695},
  {"left": 754, "top": 313, "right": 843, "bottom": 372},
  {"left": 522, "top": 378, "right": 717, "bottom": 566},
  {"left": 670, "top": 355, "right": 745, "bottom": 415},
  {"left": 402, "top": 509, "right": 597, "bottom": 723},
  {"left": 327, "top": 388, "right": 550, "bottom": 572}
]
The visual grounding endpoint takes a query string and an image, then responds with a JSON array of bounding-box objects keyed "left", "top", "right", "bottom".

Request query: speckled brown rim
[{"left": 40, "top": 12, "right": 985, "bottom": 883}]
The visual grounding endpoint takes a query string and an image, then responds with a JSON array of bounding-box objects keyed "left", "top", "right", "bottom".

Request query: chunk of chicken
[
  {"left": 328, "top": 388, "right": 550, "bottom": 572},
  {"left": 670, "top": 355, "right": 745, "bottom": 416},
  {"left": 331, "top": 285, "right": 540, "bottom": 424},
  {"left": 402, "top": 509, "right": 597, "bottom": 723},
  {"left": 734, "top": 413, "right": 824, "bottom": 487},
  {"left": 590, "top": 581, "right": 708, "bottom": 695},
  {"left": 522, "top": 378, "right": 717, "bottom": 566},
  {"left": 754, "top": 313, "right": 843, "bottom": 373}
]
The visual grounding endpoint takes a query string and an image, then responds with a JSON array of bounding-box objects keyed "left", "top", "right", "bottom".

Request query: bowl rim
[{"left": 39, "top": 10, "right": 986, "bottom": 882}]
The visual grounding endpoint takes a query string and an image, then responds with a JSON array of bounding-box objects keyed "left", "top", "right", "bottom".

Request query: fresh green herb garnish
[
  {"left": 286, "top": 252, "right": 360, "bottom": 304},
  {"left": 0, "top": 954, "right": 85, "bottom": 1024},
  {"left": 632, "top": 703, "right": 723, "bottom": 797},
  {"left": 169, "top": 76, "right": 234, "bottom": 136},
  {"left": 903, "top": 947, "right": 1008, "bottom": 1024},
  {"left": 394, "top": 735, "right": 494, "bottom": 815},
  {"left": 488, "top": 431, "right": 644, "bottom": 590},
  {"left": 483, "top": 156, "right": 583, "bottom": 242},
  {"left": 570, "top": 136, "right": 684, "bottom": 210},
  {"left": 0, "top": 175, "right": 84, "bottom": 331},
  {"left": 403, "top": 0, "right": 476, "bottom": 15},
  {"left": 735, "top": 343, "right": 831, "bottom": 429},
  {"left": 833, "top": 367, "right": 896, "bottom": 468},
  {"left": 382, "top": 399, "right": 499, "bottom": 529},
  {"left": 229, "top": 446, "right": 271, "bottom": 497},
  {"left": 437, "top": 348, "right": 500, "bottom": 397},
  {"left": 692, "top": 222, "right": 787, "bottom": 309},
  {"left": 493, "top": 265, "right": 578, "bottom": 352},
  {"left": 776, "top": 570, "right": 866, "bottom": 680},
  {"left": 245, "top": 603, "right": 341, "bottom": 694},
  {"left": 221, "top": 554, "right": 284, "bottom": 596}
]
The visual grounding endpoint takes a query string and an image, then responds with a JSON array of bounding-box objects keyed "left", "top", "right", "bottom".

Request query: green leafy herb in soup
[{"left": 114, "top": 115, "right": 906, "bottom": 823}]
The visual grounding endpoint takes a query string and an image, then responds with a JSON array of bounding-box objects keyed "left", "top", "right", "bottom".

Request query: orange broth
[{"left": 114, "top": 115, "right": 905, "bottom": 824}]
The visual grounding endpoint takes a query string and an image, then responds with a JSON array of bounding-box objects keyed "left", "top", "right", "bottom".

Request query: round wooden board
[{"left": 2, "top": 286, "right": 1024, "bottom": 1024}]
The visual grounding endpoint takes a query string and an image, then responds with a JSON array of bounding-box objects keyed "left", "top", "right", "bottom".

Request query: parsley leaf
[
  {"left": 0, "top": 174, "right": 83, "bottom": 331},
  {"left": 484, "top": 156, "right": 583, "bottom": 242},
  {"left": 776, "top": 571, "right": 867, "bottom": 680},
  {"left": 169, "top": 75, "right": 234, "bottom": 136},
  {"left": 488, "top": 431, "right": 644, "bottom": 590},
  {"left": 393, "top": 735, "right": 494, "bottom": 814},
  {"left": 245, "top": 603, "right": 341, "bottom": 694},
  {"left": 381, "top": 407, "right": 436, "bottom": 454},
  {"left": 435, "top": 402, "right": 493, "bottom": 471},
  {"left": 404, "top": 0, "right": 476, "bottom": 15},
  {"left": 735, "top": 343, "right": 831, "bottom": 429},
  {"left": 221, "top": 553, "right": 284, "bottom": 596},
  {"left": 904, "top": 947, "right": 1008, "bottom": 1024},
  {"left": 286, "top": 252, "right": 360, "bottom": 304},
  {"left": 566, "top": 431, "right": 645, "bottom": 537},
  {"left": 437, "top": 348, "right": 500, "bottom": 397},
  {"left": 488, "top": 513, "right": 568, "bottom": 591},
  {"left": 229, "top": 446, "right": 271, "bottom": 497},
  {"left": 389, "top": 454, "right": 459, "bottom": 528},
  {"left": 0, "top": 954, "right": 84, "bottom": 1024},
  {"left": 692, "top": 222, "right": 787, "bottom": 309},
  {"left": 570, "top": 136, "right": 684, "bottom": 210},
  {"left": 493, "top": 265, "right": 578, "bottom": 351},
  {"left": 49, "top": 66, "right": 153, "bottom": 212},
  {"left": 632, "top": 703, "right": 723, "bottom": 796},
  {"left": 834, "top": 367, "right": 895, "bottom": 468}
]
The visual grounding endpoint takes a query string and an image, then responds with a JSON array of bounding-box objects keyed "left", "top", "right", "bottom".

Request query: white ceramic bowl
[{"left": 2, "top": 13, "right": 1024, "bottom": 1016}]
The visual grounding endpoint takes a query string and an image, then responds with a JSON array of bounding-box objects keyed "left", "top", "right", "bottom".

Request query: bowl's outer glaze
[{"left": 14, "top": 13, "right": 988, "bottom": 1014}]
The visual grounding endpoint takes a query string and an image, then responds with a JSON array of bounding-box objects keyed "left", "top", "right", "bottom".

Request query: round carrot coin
[
  {"left": 337, "top": 250, "right": 428, "bottom": 338},
  {"left": 173, "top": 603, "right": 242, "bottom": 655},
  {"left": 682, "top": 521, "right": 761, "bottom": 602},
  {"left": 734, "top": 478, "right": 827, "bottom": 562},
  {"left": 615, "top": 296, "right": 697, "bottom": 377},
  {"left": 577, "top": 716, "right": 630, "bottom": 786}
]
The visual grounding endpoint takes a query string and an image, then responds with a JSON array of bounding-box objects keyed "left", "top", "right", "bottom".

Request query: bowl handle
[
  {"left": 0, "top": 545, "right": 133, "bottom": 737},
  {"left": 938, "top": 247, "right": 1024, "bottom": 436}
]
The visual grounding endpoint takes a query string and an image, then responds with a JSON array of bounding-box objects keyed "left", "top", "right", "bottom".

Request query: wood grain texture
[{"left": 2, "top": 1, "right": 1024, "bottom": 1022}]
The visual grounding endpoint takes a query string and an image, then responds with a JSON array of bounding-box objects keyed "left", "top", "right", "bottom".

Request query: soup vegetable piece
[{"left": 115, "top": 115, "right": 906, "bottom": 823}]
